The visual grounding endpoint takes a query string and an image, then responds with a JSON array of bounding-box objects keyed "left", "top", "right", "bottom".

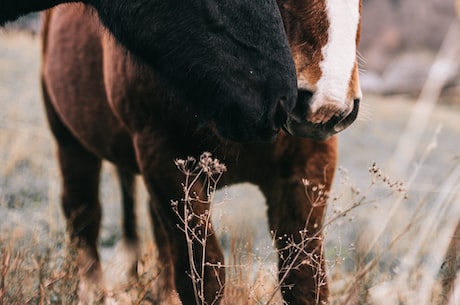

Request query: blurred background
[
  {"left": 1, "top": 1, "right": 460, "bottom": 304},
  {"left": 361, "top": 0, "right": 460, "bottom": 99}
]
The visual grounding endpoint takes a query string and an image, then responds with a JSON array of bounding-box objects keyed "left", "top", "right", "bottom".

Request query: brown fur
[
  {"left": 279, "top": 0, "right": 329, "bottom": 87},
  {"left": 41, "top": 3, "right": 353, "bottom": 305}
]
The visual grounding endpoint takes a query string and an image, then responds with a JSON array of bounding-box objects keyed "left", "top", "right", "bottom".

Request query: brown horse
[{"left": 41, "top": 1, "right": 362, "bottom": 304}]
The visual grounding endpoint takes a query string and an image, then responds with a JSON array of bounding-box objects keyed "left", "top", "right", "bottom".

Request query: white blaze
[{"left": 311, "top": 0, "right": 360, "bottom": 112}]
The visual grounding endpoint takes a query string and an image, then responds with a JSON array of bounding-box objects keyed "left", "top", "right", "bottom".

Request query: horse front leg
[
  {"left": 263, "top": 180, "right": 329, "bottom": 305},
  {"left": 261, "top": 137, "right": 337, "bottom": 305},
  {"left": 132, "top": 131, "right": 225, "bottom": 305}
]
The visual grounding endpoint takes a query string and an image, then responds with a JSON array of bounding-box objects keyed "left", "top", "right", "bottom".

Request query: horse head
[
  {"left": 279, "top": 0, "right": 362, "bottom": 141},
  {"left": 93, "top": 0, "right": 298, "bottom": 142}
]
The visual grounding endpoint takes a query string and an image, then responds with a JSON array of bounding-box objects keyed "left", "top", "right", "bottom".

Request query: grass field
[{"left": 1, "top": 30, "right": 460, "bottom": 305}]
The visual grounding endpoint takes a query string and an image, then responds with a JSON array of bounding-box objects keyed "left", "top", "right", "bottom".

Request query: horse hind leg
[
  {"left": 117, "top": 166, "right": 141, "bottom": 278},
  {"left": 57, "top": 138, "right": 104, "bottom": 304},
  {"left": 42, "top": 81, "right": 105, "bottom": 304}
]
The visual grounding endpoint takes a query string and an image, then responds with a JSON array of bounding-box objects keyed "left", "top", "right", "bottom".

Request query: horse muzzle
[{"left": 284, "top": 91, "right": 360, "bottom": 141}]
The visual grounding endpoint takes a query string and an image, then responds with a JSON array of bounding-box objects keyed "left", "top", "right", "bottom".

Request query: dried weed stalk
[{"left": 173, "top": 152, "right": 227, "bottom": 305}]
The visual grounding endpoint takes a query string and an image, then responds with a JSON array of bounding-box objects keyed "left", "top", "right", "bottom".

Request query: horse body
[{"left": 41, "top": 1, "right": 361, "bottom": 304}]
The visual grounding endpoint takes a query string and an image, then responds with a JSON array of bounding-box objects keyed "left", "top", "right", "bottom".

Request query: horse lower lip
[
  {"left": 333, "top": 124, "right": 346, "bottom": 133},
  {"left": 283, "top": 117, "right": 336, "bottom": 141},
  {"left": 333, "top": 117, "right": 349, "bottom": 133}
]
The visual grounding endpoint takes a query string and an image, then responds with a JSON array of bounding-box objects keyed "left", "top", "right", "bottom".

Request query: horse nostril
[
  {"left": 273, "top": 98, "right": 288, "bottom": 128},
  {"left": 295, "top": 89, "right": 314, "bottom": 116},
  {"left": 298, "top": 89, "right": 314, "bottom": 102}
]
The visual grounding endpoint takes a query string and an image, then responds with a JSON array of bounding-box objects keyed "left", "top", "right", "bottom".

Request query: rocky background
[{"left": 359, "top": 0, "right": 460, "bottom": 98}]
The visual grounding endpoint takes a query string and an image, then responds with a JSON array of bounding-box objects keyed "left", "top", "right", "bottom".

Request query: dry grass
[
  {"left": 1, "top": 151, "right": 459, "bottom": 305},
  {"left": 0, "top": 230, "right": 79, "bottom": 305}
]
